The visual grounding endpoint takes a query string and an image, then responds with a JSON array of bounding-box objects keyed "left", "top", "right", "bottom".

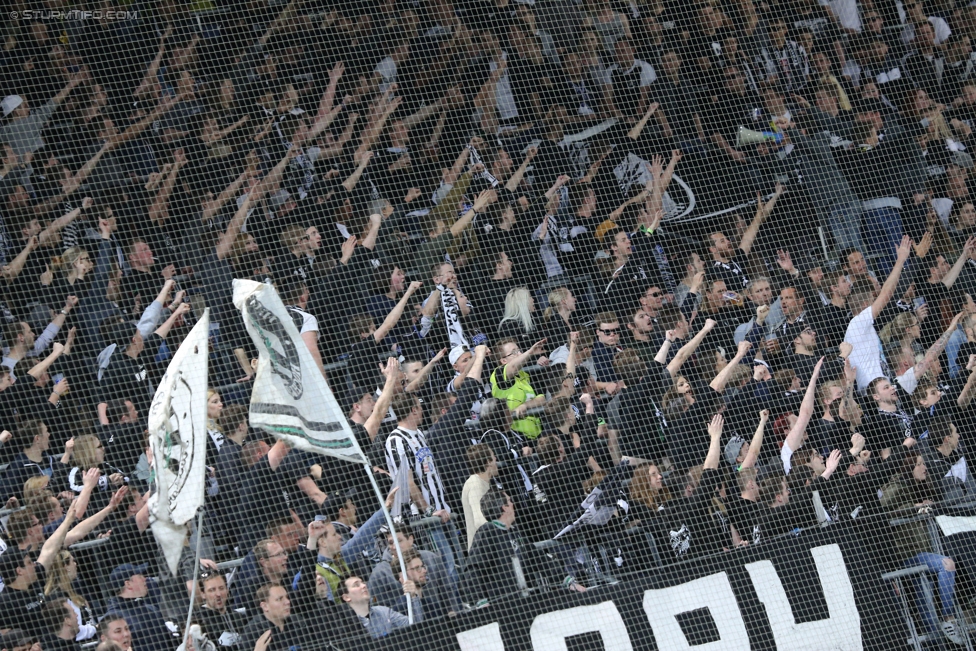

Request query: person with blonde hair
[
  {"left": 498, "top": 287, "right": 537, "bottom": 348},
  {"left": 206, "top": 389, "right": 225, "bottom": 460},
  {"left": 542, "top": 287, "right": 582, "bottom": 346},
  {"left": 45, "top": 550, "right": 97, "bottom": 641},
  {"left": 879, "top": 311, "right": 923, "bottom": 356},
  {"left": 66, "top": 435, "right": 125, "bottom": 513}
]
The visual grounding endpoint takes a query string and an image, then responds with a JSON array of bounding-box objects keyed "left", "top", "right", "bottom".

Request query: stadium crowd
[{"left": 7, "top": 0, "right": 976, "bottom": 647}]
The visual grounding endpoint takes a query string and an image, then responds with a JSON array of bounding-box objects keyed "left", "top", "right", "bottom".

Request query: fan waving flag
[
  {"left": 147, "top": 309, "right": 210, "bottom": 577},
  {"left": 232, "top": 279, "right": 366, "bottom": 464}
]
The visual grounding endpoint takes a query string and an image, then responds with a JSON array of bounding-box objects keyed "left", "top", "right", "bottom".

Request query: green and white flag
[
  {"left": 232, "top": 279, "right": 366, "bottom": 464},
  {"left": 148, "top": 310, "right": 210, "bottom": 577}
]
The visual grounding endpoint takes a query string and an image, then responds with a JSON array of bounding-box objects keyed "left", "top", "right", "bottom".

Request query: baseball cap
[
  {"left": 1, "top": 95, "right": 23, "bottom": 118},
  {"left": 0, "top": 548, "right": 32, "bottom": 585},
  {"left": 449, "top": 344, "right": 469, "bottom": 365},
  {"left": 951, "top": 151, "right": 974, "bottom": 169},
  {"left": 724, "top": 436, "right": 746, "bottom": 468},
  {"left": 314, "top": 488, "right": 357, "bottom": 522},
  {"left": 108, "top": 563, "right": 148, "bottom": 594}
]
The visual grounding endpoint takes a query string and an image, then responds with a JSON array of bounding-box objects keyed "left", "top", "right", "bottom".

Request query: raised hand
[
  {"left": 82, "top": 467, "right": 101, "bottom": 489},
  {"left": 109, "top": 485, "right": 129, "bottom": 509},
  {"left": 896, "top": 235, "right": 913, "bottom": 262},
  {"left": 708, "top": 414, "right": 725, "bottom": 439}
]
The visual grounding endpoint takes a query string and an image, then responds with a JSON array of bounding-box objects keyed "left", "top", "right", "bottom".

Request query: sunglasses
[{"left": 599, "top": 328, "right": 620, "bottom": 334}]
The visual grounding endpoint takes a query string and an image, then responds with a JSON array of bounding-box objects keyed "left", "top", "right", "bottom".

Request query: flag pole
[
  {"left": 182, "top": 508, "right": 206, "bottom": 648},
  {"left": 364, "top": 464, "right": 413, "bottom": 624}
]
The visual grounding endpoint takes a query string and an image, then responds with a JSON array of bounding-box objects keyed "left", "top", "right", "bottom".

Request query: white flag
[
  {"left": 148, "top": 310, "right": 210, "bottom": 577},
  {"left": 232, "top": 279, "right": 366, "bottom": 464}
]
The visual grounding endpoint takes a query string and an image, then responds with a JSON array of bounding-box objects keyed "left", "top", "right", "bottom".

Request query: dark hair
[
  {"left": 371, "top": 263, "right": 400, "bottom": 296},
  {"left": 276, "top": 278, "right": 307, "bottom": 306},
  {"left": 40, "top": 598, "right": 70, "bottom": 635},
  {"left": 479, "top": 398, "right": 512, "bottom": 433},
  {"left": 480, "top": 489, "right": 510, "bottom": 521},
  {"left": 542, "top": 395, "right": 572, "bottom": 431},
  {"left": 759, "top": 475, "right": 787, "bottom": 506},
  {"left": 536, "top": 434, "right": 564, "bottom": 465},
  {"left": 218, "top": 404, "right": 249, "bottom": 435},
  {"left": 3, "top": 321, "right": 26, "bottom": 348},
  {"left": 98, "top": 615, "right": 128, "bottom": 638},
  {"left": 334, "top": 574, "right": 362, "bottom": 602},
  {"left": 13, "top": 420, "right": 46, "bottom": 451},
  {"left": 105, "top": 399, "right": 133, "bottom": 424},
  {"left": 928, "top": 418, "right": 954, "bottom": 445},
  {"left": 390, "top": 392, "right": 420, "bottom": 422},
  {"left": 657, "top": 305, "right": 686, "bottom": 331},
  {"left": 466, "top": 443, "right": 495, "bottom": 474}
]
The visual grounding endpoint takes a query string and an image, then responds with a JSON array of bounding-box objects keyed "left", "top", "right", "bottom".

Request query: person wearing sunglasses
[{"left": 592, "top": 312, "right": 623, "bottom": 386}]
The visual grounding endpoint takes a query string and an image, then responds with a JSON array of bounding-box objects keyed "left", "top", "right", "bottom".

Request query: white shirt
[
  {"left": 781, "top": 440, "right": 797, "bottom": 475},
  {"left": 819, "top": 0, "right": 861, "bottom": 31},
  {"left": 608, "top": 59, "right": 658, "bottom": 87},
  {"left": 374, "top": 57, "right": 397, "bottom": 93},
  {"left": 845, "top": 307, "right": 885, "bottom": 392},
  {"left": 286, "top": 306, "right": 318, "bottom": 336}
]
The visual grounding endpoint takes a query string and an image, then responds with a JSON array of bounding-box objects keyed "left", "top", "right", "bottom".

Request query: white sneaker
[{"left": 942, "top": 620, "right": 965, "bottom": 646}]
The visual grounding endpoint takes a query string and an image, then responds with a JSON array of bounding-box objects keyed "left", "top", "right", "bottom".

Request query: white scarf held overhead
[{"left": 438, "top": 283, "right": 468, "bottom": 348}]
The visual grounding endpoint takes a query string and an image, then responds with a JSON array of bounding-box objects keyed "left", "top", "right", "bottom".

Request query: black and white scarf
[{"left": 438, "top": 283, "right": 468, "bottom": 348}]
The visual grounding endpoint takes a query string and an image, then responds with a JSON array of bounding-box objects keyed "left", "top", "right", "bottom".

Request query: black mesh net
[{"left": 1, "top": 0, "right": 976, "bottom": 648}]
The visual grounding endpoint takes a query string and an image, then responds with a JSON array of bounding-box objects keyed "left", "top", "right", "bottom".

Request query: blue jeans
[
  {"left": 827, "top": 203, "right": 864, "bottom": 253},
  {"left": 862, "top": 206, "right": 904, "bottom": 280},
  {"left": 425, "top": 521, "right": 462, "bottom": 605},
  {"left": 907, "top": 553, "right": 956, "bottom": 634}
]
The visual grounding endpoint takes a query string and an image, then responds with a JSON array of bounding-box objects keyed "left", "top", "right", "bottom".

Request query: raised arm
[
  {"left": 366, "top": 359, "right": 400, "bottom": 442},
  {"left": 958, "top": 356, "right": 976, "bottom": 409},
  {"left": 703, "top": 414, "right": 725, "bottom": 470},
  {"left": 51, "top": 72, "right": 86, "bottom": 108},
  {"left": 943, "top": 237, "right": 976, "bottom": 289},
  {"left": 133, "top": 26, "right": 171, "bottom": 98},
  {"left": 65, "top": 485, "right": 127, "bottom": 546},
  {"left": 505, "top": 147, "right": 538, "bottom": 193},
  {"left": 374, "top": 281, "right": 423, "bottom": 342},
  {"left": 147, "top": 150, "right": 185, "bottom": 225},
  {"left": 37, "top": 501, "right": 78, "bottom": 569},
  {"left": 258, "top": 0, "right": 299, "bottom": 46},
  {"left": 27, "top": 342, "right": 64, "bottom": 380},
  {"left": 783, "top": 357, "right": 825, "bottom": 453},
  {"left": 39, "top": 197, "right": 92, "bottom": 246},
  {"left": 342, "top": 151, "right": 374, "bottom": 192},
  {"left": 626, "top": 102, "right": 660, "bottom": 141},
  {"left": 354, "top": 95, "right": 402, "bottom": 162},
  {"left": 450, "top": 189, "right": 496, "bottom": 238},
  {"left": 740, "top": 409, "right": 769, "bottom": 469},
  {"left": 154, "top": 303, "right": 191, "bottom": 340},
  {"left": 504, "top": 339, "right": 547, "bottom": 381},
  {"left": 668, "top": 318, "right": 717, "bottom": 377},
  {"left": 740, "top": 183, "right": 783, "bottom": 256},
  {"left": 215, "top": 150, "right": 285, "bottom": 259},
  {"left": 455, "top": 344, "right": 489, "bottom": 390},
  {"left": 405, "top": 348, "right": 447, "bottom": 394},
  {"left": 203, "top": 163, "right": 253, "bottom": 222},
  {"left": 873, "top": 235, "right": 913, "bottom": 319},
  {"left": 916, "top": 312, "right": 964, "bottom": 378},
  {"left": 3, "top": 236, "right": 37, "bottom": 284},
  {"left": 710, "top": 340, "right": 752, "bottom": 393}
]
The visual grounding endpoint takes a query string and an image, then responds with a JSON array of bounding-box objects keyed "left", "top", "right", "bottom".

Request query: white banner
[
  {"left": 148, "top": 309, "right": 210, "bottom": 577},
  {"left": 936, "top": 514, "right": 976, "bottom": 536},
  {"left": 232, "top": 279, "right": 366, "bottom": 464}
]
